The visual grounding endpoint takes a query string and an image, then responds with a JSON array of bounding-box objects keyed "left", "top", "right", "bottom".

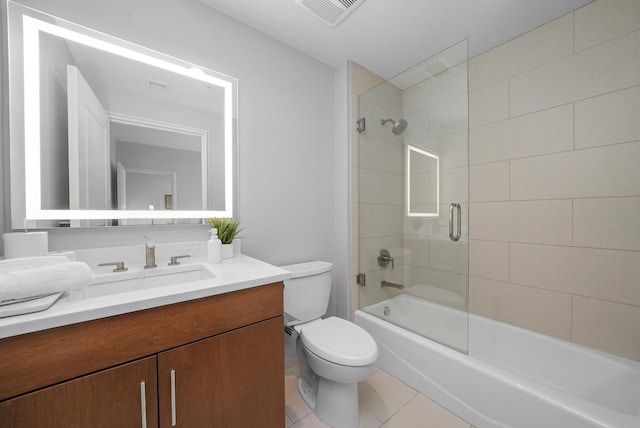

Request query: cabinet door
[
  {"left": 158, "top": 316, "right": 284, "bottom": 427},
  {"left": 0, "top": 356, "right": 158, "bottom": 428}
]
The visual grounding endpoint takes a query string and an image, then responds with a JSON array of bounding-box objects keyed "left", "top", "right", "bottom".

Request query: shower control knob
[{"left": 377, "top": 249, "right": 394, "bottom": 269}]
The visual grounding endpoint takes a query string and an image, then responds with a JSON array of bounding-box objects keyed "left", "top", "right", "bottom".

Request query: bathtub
[{"left": 355, "top": 294, "right": 640, "bottom": 428}]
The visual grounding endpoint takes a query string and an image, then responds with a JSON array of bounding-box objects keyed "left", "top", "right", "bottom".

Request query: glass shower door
[{"left": 357, "top": 40, "right": 469, "bottom": 353}]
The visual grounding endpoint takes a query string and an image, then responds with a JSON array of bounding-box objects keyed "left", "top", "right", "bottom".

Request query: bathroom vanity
[{"left": 0, "top": 256, "right": 288, "bottom": 427}]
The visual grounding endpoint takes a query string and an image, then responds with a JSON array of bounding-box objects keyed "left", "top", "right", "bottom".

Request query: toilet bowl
[{"left": 282, "top": 262, "right": 378, "bottom": 428}]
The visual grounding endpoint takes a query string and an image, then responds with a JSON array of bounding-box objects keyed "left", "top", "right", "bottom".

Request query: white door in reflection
[{"left": 67, "top": 64, "right": 110, "bottom": 226}]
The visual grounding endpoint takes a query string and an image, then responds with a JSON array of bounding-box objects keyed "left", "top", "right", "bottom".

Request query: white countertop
[{"left": 0, "top": 255, "right": 291, "bottom": 340}]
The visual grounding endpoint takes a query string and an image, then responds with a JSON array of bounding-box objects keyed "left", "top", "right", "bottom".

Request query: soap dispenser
[{"left": 207, "top": 228, "right": 222, "bottom": 264}]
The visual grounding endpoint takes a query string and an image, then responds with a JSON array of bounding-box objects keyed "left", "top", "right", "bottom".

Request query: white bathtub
[{"left": 356, "top": 294, "right": 640, "bottom": 428}]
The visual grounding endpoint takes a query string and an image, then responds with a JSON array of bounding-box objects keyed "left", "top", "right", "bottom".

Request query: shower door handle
[{"left": 449, "top": 202, "right": 461, "bottom": 242}]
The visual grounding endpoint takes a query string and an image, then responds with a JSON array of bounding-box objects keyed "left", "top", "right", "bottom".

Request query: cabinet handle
[
  {"left": 170, "top": 369, "right": 177, "bottom": 426},
  {"left": 140, "top": 381, "right": 147, "bottom": 428}
]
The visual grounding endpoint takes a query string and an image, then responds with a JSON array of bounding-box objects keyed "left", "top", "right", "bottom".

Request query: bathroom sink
[{"left": 84, "top": 264, "right": 216, "bottom": 298}]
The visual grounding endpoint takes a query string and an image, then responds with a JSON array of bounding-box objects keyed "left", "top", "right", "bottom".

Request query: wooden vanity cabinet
[
  {"left": 0, "top": 282, "right": 284, "bottom": 428},
  {"left": 0, "top": 356, "right": 159, "bottom": 428},
  {"left": 158, "top": 317, "right": 284, "bottom": 427}
]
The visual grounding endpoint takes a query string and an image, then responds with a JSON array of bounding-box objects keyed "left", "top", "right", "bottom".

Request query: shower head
[{"left": 380, "top": 118, "right": 408, "bottom": 136}]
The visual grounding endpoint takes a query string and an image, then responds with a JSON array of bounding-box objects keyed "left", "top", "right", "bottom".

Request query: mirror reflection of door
[
  {"left": 116, "top": 162, "right": 176, "bottom": 225},
  {"left": 67, "top": 65, "right": 110, "bottom": 227}
]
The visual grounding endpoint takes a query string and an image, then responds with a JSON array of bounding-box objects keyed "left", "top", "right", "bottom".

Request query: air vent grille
[
  {"left": 296, "top": 0, "right": 367, "bottom": 27},
  {"left": 339, "top": 0, "right": 358, "bottom": 8}
]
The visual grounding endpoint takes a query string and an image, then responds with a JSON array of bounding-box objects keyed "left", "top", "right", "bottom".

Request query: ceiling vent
[{"left": 296, "top": 0, "right": 368, "bottom": 27}]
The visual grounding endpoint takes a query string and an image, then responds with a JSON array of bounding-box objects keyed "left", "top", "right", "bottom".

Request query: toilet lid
[{"left": 301, "top": 317, "right": 378, "bottom": 366}]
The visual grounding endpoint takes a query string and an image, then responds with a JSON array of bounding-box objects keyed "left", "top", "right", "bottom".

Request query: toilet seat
[{"left": 300, "top": 317, "right": 378, "bottom": 367}]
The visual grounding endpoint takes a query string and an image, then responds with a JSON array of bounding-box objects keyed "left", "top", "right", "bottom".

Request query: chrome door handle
[
  {"left": 170, "top": 369, "right": 177, "bottom": 426},
  {"left": 449, "top": 202, "right": 461, "bottom": 242},
  {"left": 140, "top": 381, "right": 147, "bottom": 428}
]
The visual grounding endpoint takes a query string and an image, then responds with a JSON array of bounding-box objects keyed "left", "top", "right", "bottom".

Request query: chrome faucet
[
  {"left": 98, "top": 261, "right": 128, "bottom": 272},
  {"left": 144, "top": 236, "right": 157, "bottom": 269}
]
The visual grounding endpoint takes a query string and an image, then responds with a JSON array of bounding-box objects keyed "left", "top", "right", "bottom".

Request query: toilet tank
[{"left": 281, "top": 261, "right": 332, "bottom": 324}]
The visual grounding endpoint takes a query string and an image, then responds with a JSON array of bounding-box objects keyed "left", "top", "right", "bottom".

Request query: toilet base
[{"left": 298, "top": 376, "right": 359, "bottom": 428}]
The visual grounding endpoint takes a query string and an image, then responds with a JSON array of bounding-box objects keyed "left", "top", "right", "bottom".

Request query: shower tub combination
[{"left": 355, "top": 294, "right": 640, "bottom": 428}]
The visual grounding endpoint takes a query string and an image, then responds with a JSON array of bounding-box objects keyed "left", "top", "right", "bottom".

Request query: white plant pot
[{"left": 221, "top": 243, "right": 234, "bottom": 259}]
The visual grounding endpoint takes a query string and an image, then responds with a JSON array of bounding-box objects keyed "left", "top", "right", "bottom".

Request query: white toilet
[{"left": 281, "top": 261, "right": 378, "bottom": 428}]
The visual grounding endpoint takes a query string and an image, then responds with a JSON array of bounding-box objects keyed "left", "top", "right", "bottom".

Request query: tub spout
[{"left": 381, "top": 280, "right": 404, "bottom": 289}]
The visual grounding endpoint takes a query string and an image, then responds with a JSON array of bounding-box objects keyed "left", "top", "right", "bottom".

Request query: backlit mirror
[
  {"left": 407, "top": 144, "right": 439, "bottom": 217},
  {"left": 8, "top": 2, "right": 237, "bottom": 228}
]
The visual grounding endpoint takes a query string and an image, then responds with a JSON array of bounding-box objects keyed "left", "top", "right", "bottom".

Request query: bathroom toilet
[{"left": 281, "top": 261, "right": 378, "bottom": 428}]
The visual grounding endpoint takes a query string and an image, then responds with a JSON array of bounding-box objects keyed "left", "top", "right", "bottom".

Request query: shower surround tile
[
  {"left": 469, "top": 277, "right": 572, "bottom": 340},
  {"left": 359, "top": 204, "right": 404, "bottom": 239},
  {"left": 403, "top": 63, "right": 468, "bottom": 114},
  {"left": 510, "top": 28, "right": 640, "bottom": 116},
  {"left": 572, "top": 296, "right": 640, "bottom": 361},
  {"left": 574, "top": 0, "right": 640, "bottom": 52},
  {"left": 470, "top": 200, "right": 572, "bottom": 246},
  {"left": 428, "top": 94, "right": 468, "bottom": 139},
  {"left": 469, "top": 240, "right": 509, "bottom": 283},
  {"left": 510, "top": 141, "right": 640, "bottom": 200},
  {"left": 469, "top": 161, "right": 509, "bottom": 202},
  {"left": 359, "top": 169, "right": 403, "bottom": 205},
  {"left": 359, "top": 135, "right": 403, "bottom": 175},
  {"left": 469, "top": 80, "right": 509, "bottom": 128},
  {"left": 575, "top": 85, "right": 640, "bottom": 149},
  {"left": 510, "top": 243, "right": 640, "bottom": 306},
  {"left": 573, "top": 196, "right": 640, "bottom": 252},
  {"left": 469, "top": 13, "right": 573, "bottom": 91},
  {"left": 469, "top": 104, "right": 573, "bottom": 165}
]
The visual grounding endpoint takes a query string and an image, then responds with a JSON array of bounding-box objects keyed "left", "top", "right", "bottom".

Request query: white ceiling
[{"left": 197, "top": 0, "right": 593, "bottom": 79}]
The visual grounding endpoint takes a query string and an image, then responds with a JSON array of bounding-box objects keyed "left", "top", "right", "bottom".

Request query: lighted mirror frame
[
  {"left": 16, "top": 9, "right": 236, "bottom": 224},
  {"left": 406, "top": 144, "right": 440, "bottom": 217}
]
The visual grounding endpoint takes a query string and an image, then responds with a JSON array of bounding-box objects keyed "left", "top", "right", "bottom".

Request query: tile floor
[{"left": 284, "top": 358, "right": 472, "bottom": 428}]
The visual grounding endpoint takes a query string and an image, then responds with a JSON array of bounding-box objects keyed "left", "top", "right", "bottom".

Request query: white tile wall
[
  {"left": 469, "top": 0, "right": 640, "bottom": 360},
  {"left": 510, "top": 243, "right": 640, "bottom": 306},
  {"left": 469, "top": 277, "right": 572, "bottom": 340},
  {"left": 510, "top": 29, "right": 640, "bottom": 117},
  {"left": 510, "top": 141, "right": 640, "bottom": 200},
  {"left": 573, "top": 197, "right": 640, "bottom": 251},
  {"left": 421, "top": 130, "right": 468, "bottom": 170},
  {"left": 359, "top": 135, "right": 403, "bottom": 175},
  {"left": 429, "top": 94, "right": 468, "bottom": 138},
  {"left": 359, "top": 169, "right": 403, "bottom": 205},
  {"left": 469, "top": 162, "right": 509, "bottom": 202},
  {"left": 359, "top": 204, "right": 404, "bottom": 239},
  {"left": 469, "top": 80, "right": 509, "bottom": 128},
  {"left": 469, "top": 104, "right": 574, "bottom": 165},
  {"left": 469, "top": 13, "right": 573, "bottom": 91},
  {"left": 574, "top": 0, "right": 640, "bottom": 52},
  {"left": 470, "top": 200, "right": 572, "bottom": 246},
  {"left": 403, "top": 64, "right": 468, "bottom": 115},
  {"left": 469, "top": 240, "right": 509, "bottom": 282},
  {"left": 575, "top": 85, "right": 640, "bottom": 149},
  {"left": 572, "top": 296, "right": 640, "bottom": 361}
]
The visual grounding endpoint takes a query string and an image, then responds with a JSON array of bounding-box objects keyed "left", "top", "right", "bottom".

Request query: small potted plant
[{"left": 205, "top": 218, "right": 241, "bottom": 258}]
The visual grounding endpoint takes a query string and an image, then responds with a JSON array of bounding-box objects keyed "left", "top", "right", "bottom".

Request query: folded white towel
[
  {"left": 0, "top": 256, "right": 69, "bottom": 274},
  {"left": 0, "top": 261, "right": 94, "bottom": 302}
]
